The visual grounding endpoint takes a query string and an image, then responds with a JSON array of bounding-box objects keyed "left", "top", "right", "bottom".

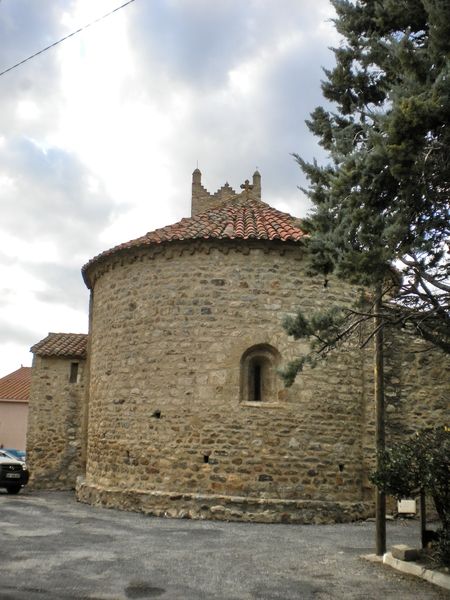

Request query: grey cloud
[
  {"left": 0, "top": 317, "right": 40, "bottom": 347},
  {"left": 128, "top": 1, "right": 252, "bottom": 89},
  {"left": 240, "top": 34, "right": 335, "bottom": 201},
  {"left": 128, "top": 0, "right": 333, "bottom": 89},
  {"left": 156, "top": 13, "right": 335, "bottom": 217},
  {"left": 0, "top": 0, "right": 68, "bottom": 138},
  {"left": 1, "top": 137, "right": 114, "bottom": 261},
  {"left": 31, "top": 263, "right": 89, "bottom": 312},
  {"left": 0, "top": 0, "right": 68, "bottom": 66}
]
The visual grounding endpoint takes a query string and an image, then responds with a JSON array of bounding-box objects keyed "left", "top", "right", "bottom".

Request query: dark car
[{"left": 0, "top": 450, "right": 29, "bottom": 494}]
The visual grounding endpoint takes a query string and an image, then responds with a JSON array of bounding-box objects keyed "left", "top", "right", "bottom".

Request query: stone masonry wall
[
  {"left": 385, "top": 329, "right": 449, "bottom": 439},
  {"left": 78, "top": 240, "right": 372, "bottom": 520},
  {"left": 355, "top": 326, "right": 450, "bottom": 508},
  {"left": 27, "top": 355, "right": 86, "bottom": 489}
]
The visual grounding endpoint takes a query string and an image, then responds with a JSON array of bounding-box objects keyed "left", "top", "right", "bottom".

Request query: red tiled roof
[
  {"left": 30, "top": 333, "right": 88, "bottom": 358},
  {"left": 0, "top": 367, "right": 31, "bottom": 401},
  {"left": 82, "top": 197, "right": 305, "bottom": 285}
]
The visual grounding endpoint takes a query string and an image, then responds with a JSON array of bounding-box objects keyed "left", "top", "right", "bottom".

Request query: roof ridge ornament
[{"left": 240, "top": 179, "right": 254, "bottom": 199}]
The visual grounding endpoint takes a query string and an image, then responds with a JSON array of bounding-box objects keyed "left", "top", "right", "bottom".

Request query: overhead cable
[{"left": 0, "top": 0, "right": 137, "bottom": 78}]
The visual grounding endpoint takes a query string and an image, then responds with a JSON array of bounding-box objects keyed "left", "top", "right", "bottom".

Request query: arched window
[{"left": 240, "top": 344, "right": 280, "bottom": 403}]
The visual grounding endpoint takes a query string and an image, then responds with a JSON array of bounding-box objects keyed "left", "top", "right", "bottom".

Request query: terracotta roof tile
[
  {"left": 31, "top": 333, "right": 88, "bottom": 358},
  {"left": 0, "top": 367, "right": 31, "bottom": 401},
  {"left": 83, "top": 197, "right": 305, "bottom": 284}
]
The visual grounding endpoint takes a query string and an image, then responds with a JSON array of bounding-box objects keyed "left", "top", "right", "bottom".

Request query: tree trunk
[{"left": 374, "top": 285, "right": 386, "bottom": 556}]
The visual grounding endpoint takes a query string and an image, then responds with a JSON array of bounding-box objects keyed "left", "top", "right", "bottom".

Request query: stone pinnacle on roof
[
  {"left": 192, "top": 167, "right": 201, "bottom": 185},
  {"left": 191, "top": 168, "right": 263, "bottom": 216}
]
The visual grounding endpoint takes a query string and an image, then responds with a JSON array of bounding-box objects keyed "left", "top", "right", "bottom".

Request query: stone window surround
[
  {"left": 240, "top": 343, "right": 281, "bottom": 404},
  {"left": 69, "top": 362, "right": 79, "bottom": 384}
]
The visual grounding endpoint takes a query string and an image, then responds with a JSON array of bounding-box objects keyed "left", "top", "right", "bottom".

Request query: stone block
[{"left": 391, "top": 544, "right": 419, "bottom": 562}]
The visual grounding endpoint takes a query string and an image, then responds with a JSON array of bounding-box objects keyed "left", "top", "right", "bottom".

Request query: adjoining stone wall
[
  {"left": 360, "top": 330, "right": 450, "bottom": 479},
  {"left": 27, "top": 355, "right": 86, "bottom": 489},
  {"left": 384, "top": 329, "right": 449, "bottom": 440},
  {"left": 385, "top": 331, "right": 450, "bottom": 518},
  {"left": 354, "top": 325, "right": 450, "bottom": 513},
  {"left": 78, "top": 239, "right": 371, "bottom": 518}
]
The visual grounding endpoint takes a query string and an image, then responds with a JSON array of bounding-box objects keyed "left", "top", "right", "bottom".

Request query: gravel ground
[{"left": 0, "top": 490, "right": 448, "bottom": 600}]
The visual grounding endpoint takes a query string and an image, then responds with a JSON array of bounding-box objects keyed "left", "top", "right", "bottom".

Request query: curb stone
[{"left": 361, "top": 553, "right": 450, "bottom": 591}]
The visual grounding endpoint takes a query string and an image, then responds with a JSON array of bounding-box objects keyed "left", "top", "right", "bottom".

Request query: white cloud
[
  {"left": 16, "top": 99, "right": 41, "bottom": 120},
  {"left": 0, "top": 231, "right": 60, "bottom": 265}
]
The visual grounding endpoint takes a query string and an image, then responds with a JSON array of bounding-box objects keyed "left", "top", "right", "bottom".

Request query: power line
[{"left": 0, "top": 0, "right": 137, "bottom": 78}]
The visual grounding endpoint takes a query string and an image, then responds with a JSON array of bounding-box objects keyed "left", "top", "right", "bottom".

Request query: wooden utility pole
[
  {"left": 420, "top": 490, "right": 427, "bottom": 549},
  {"left": 374, "top": 285, "right": 386, "bottom": 556}
]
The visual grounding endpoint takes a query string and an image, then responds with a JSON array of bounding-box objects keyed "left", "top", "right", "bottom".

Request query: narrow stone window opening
[
  {"left": 203, "top": 455, "right": 209, "bottom": 464},
  {"left": 252, "top": 363, "right": 262, "bottom": 401},
  {"left": 338, "top": 463, "right": 344, "bottom": 472},
  {"left": 69, "top": 362, "right": 79, "bottom": 383},
  {"left": 240, "top": 344, "right": 281, "bottom": 403}
]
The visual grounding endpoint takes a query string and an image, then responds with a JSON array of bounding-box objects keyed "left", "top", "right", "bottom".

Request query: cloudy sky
[{"left": 0, "top": 0, "right": 338, "bottom": 377}]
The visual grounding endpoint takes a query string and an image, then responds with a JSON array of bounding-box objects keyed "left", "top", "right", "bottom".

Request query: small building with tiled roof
[
  {"left": 27, "top": 169, "right": 449, "bottom": 523},
  {"left": 0, "top": 366, "right": 31, "bottom": 450},
  {"left": 27, "top": 333, "right": 87, "bottom": 489},
  {"left": 31, "top": 333, "right": 88, "bottom": 359}
]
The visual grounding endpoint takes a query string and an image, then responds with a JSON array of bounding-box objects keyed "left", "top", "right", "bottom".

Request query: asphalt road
[{"left": 0, "top": 490, "right": 448, "bottom": 600}]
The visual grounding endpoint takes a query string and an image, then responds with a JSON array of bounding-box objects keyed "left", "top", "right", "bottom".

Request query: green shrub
[
  {"left": 433, "top": 528, "right": 450, "bottom": 568},
  {"left": 371, "top": 426, "right": 450, "bottom": 566}
]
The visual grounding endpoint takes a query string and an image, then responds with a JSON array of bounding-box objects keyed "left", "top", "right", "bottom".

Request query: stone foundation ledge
[{"left": 76, "top": 479, "right": 373, "bottom": 524}]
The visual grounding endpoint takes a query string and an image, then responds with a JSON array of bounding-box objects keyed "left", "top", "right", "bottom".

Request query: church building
[{"left": 27, "top": 170, "right": 449, "bottom": 523}]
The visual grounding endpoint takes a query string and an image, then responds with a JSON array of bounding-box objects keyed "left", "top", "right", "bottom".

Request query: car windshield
[
  {"left": 0, "top": 450, "right": 19, "bottom": 460},
  {"left": 4, "top": 449, "right": 26, "bottom": 461}
]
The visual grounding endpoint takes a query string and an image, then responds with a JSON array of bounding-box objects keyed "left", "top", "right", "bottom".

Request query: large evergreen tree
[
  {"left": 285, "top": 0, "right": 450, "bottom": 557},
  {"left": 286, "top": 0, "right": 449, "bottom": 376}
]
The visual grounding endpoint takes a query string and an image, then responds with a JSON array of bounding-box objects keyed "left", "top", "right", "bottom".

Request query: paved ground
[{"left": 0, "top": 490, "right": 448, "bottom": 600}]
